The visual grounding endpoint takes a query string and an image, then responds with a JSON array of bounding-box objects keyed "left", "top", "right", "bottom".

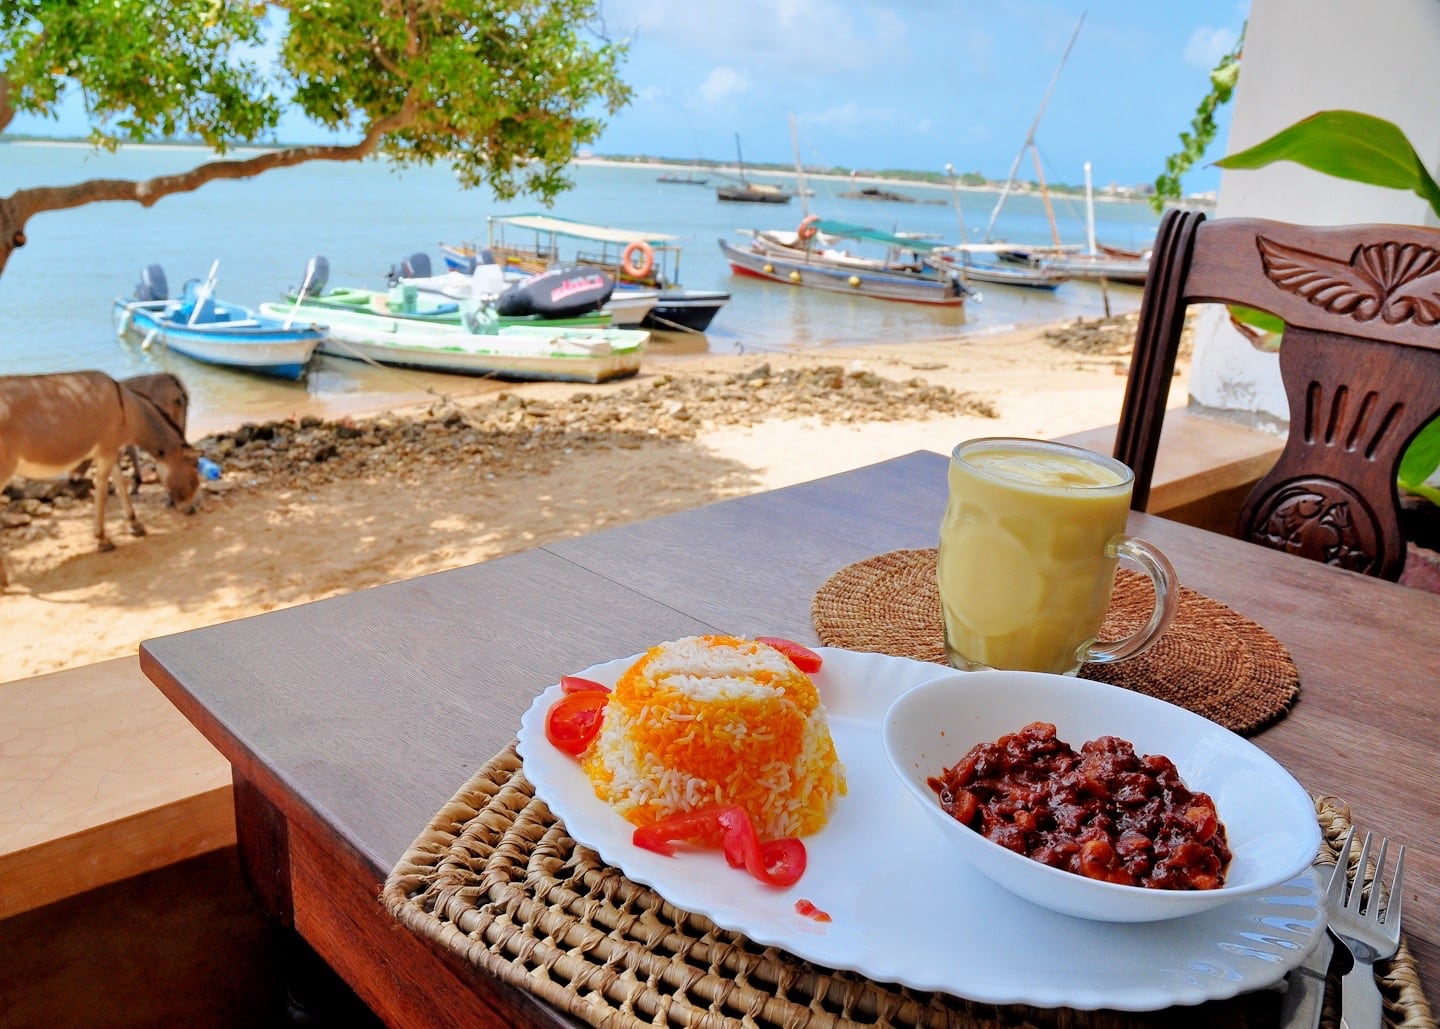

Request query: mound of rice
[{"left": 581, "top": 634, "right": 847, "bottom": 839}]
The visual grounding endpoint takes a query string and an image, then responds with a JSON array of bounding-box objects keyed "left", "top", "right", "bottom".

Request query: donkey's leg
[
  {"left": 91, "top": 455, "right": 116, "bottom": 550},
  {"left": 0, "top": 465, "right": 12, "bottom": 587},
  {"left": 126, "top": 446, "right": 145, "bottom": 494},
  {"left": 110, "top": 458, "right": 146, "bottom": 538}
]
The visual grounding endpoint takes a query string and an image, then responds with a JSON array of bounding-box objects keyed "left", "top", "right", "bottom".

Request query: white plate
[{"left": 516, "top": 648, "right": 1323, "bottom": 1011}]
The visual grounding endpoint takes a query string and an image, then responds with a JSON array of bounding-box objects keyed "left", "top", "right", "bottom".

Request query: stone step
[{"left": 0, "top": 656, "right": 234, "bottom": 919}]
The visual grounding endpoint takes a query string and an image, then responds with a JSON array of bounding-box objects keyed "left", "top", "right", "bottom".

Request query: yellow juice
[{"left": 938, "top": 440, "right": 1134, "bottom": 674}]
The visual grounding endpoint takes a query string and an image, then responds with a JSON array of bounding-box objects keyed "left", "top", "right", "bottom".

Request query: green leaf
[
  {"left": 1399, "top": 416, "right": 1440, "bottom": 492},
  {"left": 1217, "top": 111, "right": 1440, "bottom": 218},
  {"left": 1228, "top": 304, "right": 1285, "bottom": 336}
]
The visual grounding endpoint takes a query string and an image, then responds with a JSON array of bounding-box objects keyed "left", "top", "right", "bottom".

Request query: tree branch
[
  {"left": 0, "top": 105, "right": 415, "bottom": 272},
  {"left": 0, "top": 73, "right": 14, "bottom": 135},
  {"left": 6, "top": 107, "right": 409, "bottom": 225}
]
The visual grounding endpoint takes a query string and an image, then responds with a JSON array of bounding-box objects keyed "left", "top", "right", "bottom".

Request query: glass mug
[{"left": 937, "top": 437, "right": 1178, "bottom": 675}]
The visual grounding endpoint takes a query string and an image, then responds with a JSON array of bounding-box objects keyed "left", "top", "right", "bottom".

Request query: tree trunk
[{"left": 0, "top": 194, "right": 25, "bottom": 277}]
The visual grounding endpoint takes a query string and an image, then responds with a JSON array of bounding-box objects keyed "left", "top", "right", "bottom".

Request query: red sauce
[
  {"left": 794, "top": 899, "right": 832, "bottom": 922},
  {"left": 927, "top": 721, "right": 1231, "bottom": 890}
]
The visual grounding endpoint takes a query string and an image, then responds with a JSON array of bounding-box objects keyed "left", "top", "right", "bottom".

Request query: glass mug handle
[{"left": 1084, "top": 536, "right": 1179, "bottom": 665}]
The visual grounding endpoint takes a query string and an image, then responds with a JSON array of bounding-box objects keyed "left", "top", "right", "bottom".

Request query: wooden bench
[
  {"left": 0, "top": 656, "right": 234, "bottom": 919},
  {"left": 1057, "top": 409, "right": 1284, "bottom": 535}
]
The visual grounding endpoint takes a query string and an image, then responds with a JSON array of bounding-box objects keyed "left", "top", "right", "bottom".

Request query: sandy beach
[{"left": 0, "top": 313, "right": 1180, "bottom": 683}]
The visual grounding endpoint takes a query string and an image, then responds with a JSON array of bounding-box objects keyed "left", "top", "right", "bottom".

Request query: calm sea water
[{"left": 0, "top": 141, "right": 1159, "bottom": 432}]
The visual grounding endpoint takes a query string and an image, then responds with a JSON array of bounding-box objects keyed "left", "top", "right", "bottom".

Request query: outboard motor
[
  {"left": 400, "top": 251, "right": 432, "bottom": 279},
  {"left": 496, "top": 264, "right": 614, "bottom": 318},
  {"left": 298, "top": 255, "right": 330, "bottom": 297},
  {"left": 470, "top": 262, "right": 508, "bottom": 302},
  {"left": 135, "top": 264, "right": 168, "bottom": 302}
]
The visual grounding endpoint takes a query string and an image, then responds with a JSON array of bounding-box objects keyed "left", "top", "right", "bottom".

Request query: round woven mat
[{"left": 810, "top": 548, "right": 1300, "bottom": 736}]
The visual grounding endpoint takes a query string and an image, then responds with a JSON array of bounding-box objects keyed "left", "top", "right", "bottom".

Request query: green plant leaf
[
  {"left": 1216, "top": 111, "right": 1440, "bottom": 218},
  {"left": 1399, "top": 416, "right": 1440, "bottom": 492},
  {"left": 1228, "top": 304, "right": 1285, "bottom": 335}
]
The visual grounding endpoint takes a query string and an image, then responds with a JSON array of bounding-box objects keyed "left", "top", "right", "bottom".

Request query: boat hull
[
  {"left": 282, "top": 289, "right": 611, "bottom": 329},
  {"left": 258, "top": 304, "right": 647, "bottom": 384},
  {"left": 716, "top": 185, "right": 793, "bottom": 204},
  {"left": 1042, "top": 257, "right": 1149, "bottom": 286},
  {"left": 1000, "top": 248, "right": 1149, "bottom": 286},
  {"left": 634, "top": 289, "right": 730, "bottom": 333},
  {"left": 601, "top": 290, "right": 659, "bottom": 328},
  {"left": 718, "top": 239, "right": 968, "bottom": 306},
  {"left": 960, "top": 264, "right": 1066, "bottom": 290},
  {"left": 113, "top": 300, "right": 320, "bottom": 380}
]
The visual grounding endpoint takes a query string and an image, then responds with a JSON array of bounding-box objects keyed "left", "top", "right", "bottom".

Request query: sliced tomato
[
  {"left": 716, "top": 806, "right": 807, "bottom": 886},
  {"left": 632, "top": 807, "right": 726, "bottom": 856},
  {"left": 560, "top": 675, "right": 610, "bottom": 694},
  {"left": 632, "top": 804, "right": 807, "bottom": 887},
  {"left": 544, "top": 690, "right": 607, "bottom": 756},
  {"left": 755, "top": 636, "right": 823, "bottom": 673},
  {"left": 794, "top": 898, "right": 831, "bottom": 922},
  {"left": 758, "top": 837, "right": 808, "bottom": 886}
]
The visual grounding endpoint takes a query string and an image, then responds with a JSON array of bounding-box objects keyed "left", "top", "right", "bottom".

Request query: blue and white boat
[{"left": 113, "top": 263, "right": 323, "bottom": 381}]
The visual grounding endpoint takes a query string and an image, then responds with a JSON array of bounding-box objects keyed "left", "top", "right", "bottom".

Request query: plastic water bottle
[{"left": 198, "top": 457, "right": 221, "bottom": 481}]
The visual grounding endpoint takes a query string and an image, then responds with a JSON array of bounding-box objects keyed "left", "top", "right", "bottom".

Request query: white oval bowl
[{"left": 882, "top": 670, "right": 1319, "bottom": 922}]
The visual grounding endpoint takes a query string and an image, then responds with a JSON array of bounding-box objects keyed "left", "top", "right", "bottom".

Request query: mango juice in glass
[{"left": 938, "top": 438, "right": 1177, "bottom": 675}]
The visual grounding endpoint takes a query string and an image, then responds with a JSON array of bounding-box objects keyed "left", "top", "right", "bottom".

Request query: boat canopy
[
  {"left": 488, "top": 213, "right": 678, "bottom": 247},
  {"left": 811, "top": 219, "right": 951, "bottom": 253}
]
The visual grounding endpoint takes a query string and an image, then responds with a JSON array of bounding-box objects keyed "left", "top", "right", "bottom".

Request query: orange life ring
[
  {"left": 621, "top": 240, "right": 655, "bottom": 279},
  {"left": 797, "top": 214, "right": 821, "bottom": 242}
]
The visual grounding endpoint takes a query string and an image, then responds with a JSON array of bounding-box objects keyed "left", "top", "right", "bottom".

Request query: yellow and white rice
[{"left": 581, "top": 634, "right": 847, "bottom": 839}]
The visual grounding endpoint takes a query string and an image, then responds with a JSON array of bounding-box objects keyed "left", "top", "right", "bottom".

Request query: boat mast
[
  {"left": 735, "top": 132, "right": 747, "bottom": 185},
  {"left": 790, "top": 114, "right": 809, "bottom": 217},
  {"left": 1084, "top": 161, "right": 1097, "bottom": 256},
  {"left": 983, "top": 11, "right": 1086, "bottom": 241}
]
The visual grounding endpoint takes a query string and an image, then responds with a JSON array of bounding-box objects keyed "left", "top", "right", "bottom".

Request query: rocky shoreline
[{"left": 3, "top": 312, "right": 1146, "bottom": 531}]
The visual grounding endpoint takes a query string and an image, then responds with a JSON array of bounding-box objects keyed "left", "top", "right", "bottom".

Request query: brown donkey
[
  {"left": 0, "top": 371, "right": 200, "bottom": 587},
  {"left": 69, "top": 372, "right": 191, "bottom": 492}
]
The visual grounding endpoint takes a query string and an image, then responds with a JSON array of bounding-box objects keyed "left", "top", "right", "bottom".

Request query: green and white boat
[
  {"left": 257, "top": 302, "right": 648, "bottom": 384},
  {"left": 278, "top": 284, "right": 612, "bottom": 330}
]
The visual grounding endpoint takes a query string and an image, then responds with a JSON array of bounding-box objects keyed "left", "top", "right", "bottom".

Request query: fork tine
[
  {"left": 1369, "top": 836, "right": 1389, "bottom": 917},
  {"left": 1324, "top": 831, "right": 1351, "bottom": 908},
  {"left": 1384, "top": 845, "right": 1406, "bottom": 942},
  {"left": 1345, "top": 831, "right": 1373, "bottom": 914}
]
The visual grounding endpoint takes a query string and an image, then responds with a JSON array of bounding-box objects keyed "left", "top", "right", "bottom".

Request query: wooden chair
[{"left": 1115, "top": 209, "right": 1440, "bottom": 581}]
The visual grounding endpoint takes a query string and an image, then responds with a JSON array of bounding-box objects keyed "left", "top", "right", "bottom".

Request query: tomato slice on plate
[
  {"left": 632, "top": 807, "right": 726, "bottom": 856},
  {"left": 755, "top": 636, "right": 823, "bottom": 673},
  {"left": 560, "top": 675, "right": 610, "bottom": 694},
  {"left": 544, "top": 690, "right": 608, "bottom": 755},
  {"left": 631, "top": 804, "right": 808, "bottom": 886},
  {"left": 757, "top": 837, "right": 807, "bottom": 886}
]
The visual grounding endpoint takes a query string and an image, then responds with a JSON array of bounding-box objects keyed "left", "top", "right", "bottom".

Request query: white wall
[{"left": 1190, "top": 0, "right": 1440, "bottom": 425}]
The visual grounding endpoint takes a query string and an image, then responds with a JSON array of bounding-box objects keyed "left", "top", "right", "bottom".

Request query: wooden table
[{"left": 139, "top": 451, "right": 1440, "bottom": 1026}]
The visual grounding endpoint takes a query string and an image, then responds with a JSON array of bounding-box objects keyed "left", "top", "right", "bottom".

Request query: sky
[
  {"left": 590, "top": 0, "right": 1250, "bottom": 194},
  {"left": 8, "top": 1, "right": 1250, "bottom": 197}
]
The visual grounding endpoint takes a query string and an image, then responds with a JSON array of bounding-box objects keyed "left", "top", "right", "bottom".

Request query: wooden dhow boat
[{"left": 719, "top": 218, "right": 973, "bottom": 306}]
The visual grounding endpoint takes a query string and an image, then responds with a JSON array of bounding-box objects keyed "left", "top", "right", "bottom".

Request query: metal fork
[{"left": 1327, "top": 828, "right": 1406, "bottom": 1029}]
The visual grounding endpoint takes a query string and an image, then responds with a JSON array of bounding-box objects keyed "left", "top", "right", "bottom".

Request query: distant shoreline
[{"left": 3, "top": 137, "right": 1213, "bottom": 209}]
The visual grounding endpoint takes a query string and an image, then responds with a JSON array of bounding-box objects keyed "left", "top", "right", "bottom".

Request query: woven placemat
[
  {"left": 382, "top": 742, "right": 1433, "bottom": 1029},
  {"left": 810, "top": 548, "right": 1300, "bottom": 736}
]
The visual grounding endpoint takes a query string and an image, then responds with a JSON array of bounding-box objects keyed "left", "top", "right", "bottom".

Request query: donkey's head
[{"left": 156, "top": 445, "right": 201, "bottom": 513}]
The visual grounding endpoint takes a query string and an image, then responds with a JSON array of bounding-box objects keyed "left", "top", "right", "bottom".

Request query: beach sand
[{"left": 0, "top": 314, "right": 1184, "bottom": 683}]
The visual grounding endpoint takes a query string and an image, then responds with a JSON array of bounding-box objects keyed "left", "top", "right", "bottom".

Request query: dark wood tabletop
[{"left": 139, "top": 450, "right": 1440, "bottom": 1027}]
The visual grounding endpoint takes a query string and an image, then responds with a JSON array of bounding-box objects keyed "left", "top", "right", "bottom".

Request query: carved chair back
[{"left": 1115, "top": 209, "right": 1440, "bottom": 581}]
